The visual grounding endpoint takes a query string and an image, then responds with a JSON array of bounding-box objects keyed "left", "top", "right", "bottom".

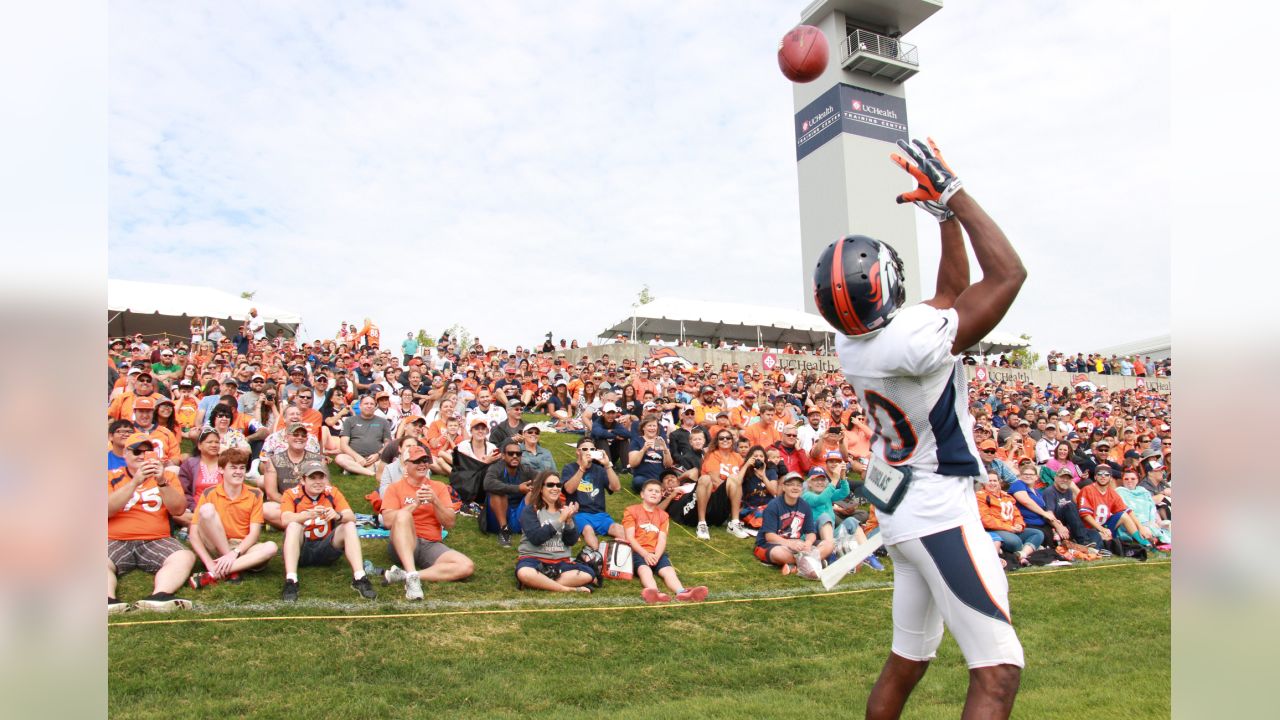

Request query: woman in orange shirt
[{"left": 976, "top": 472, "right": 1043, "bottom": 567}]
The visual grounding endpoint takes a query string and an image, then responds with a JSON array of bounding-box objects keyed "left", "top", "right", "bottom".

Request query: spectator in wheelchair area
[{"left": 515, "top": 471, "right": 597, "bottom": 593}]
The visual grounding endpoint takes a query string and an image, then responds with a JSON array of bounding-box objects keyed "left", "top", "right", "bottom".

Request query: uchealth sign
[
  {"left": 761, "top": 352, "right": 778, "bottom": 371},
  {"left": 795, "top": 83, "right": 910, "bottom": 161}
]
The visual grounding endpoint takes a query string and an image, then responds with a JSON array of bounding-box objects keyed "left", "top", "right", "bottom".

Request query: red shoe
[
  {"left": 676, "top": 586, "right": 708, "bottom": 602},
  {"left": 641, "top": 587, "right": 671, "bottom": 604},
  {"left": 188, "top": 572, "right": 218, "bottom": 589}
]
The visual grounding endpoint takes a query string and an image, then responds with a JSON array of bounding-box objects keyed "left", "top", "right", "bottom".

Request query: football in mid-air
[{"left": 778, "top": 25, "right": 828, "bottom": 83}]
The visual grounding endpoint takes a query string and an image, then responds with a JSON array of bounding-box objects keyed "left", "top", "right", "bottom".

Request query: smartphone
[{"left": 590, "top": 450, "right": 605, "bottom": 462}]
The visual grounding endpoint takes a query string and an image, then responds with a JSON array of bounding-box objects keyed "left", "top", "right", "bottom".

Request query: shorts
[
  {"left": 885, "top": 518, "right": 1025, "bottom": 669},
  {"left": 514, "top": 556, "right": 596, "bottom": 584},
  {"left": 669, "top": 492, "right": 700, "bottom": 527},
  {"left": 388, "top": 538, "right": 453, "bottom": 570},
  {"left": 576, "top": 512, "right": 617, "bottom": 536},
  {"left": 631, "top": 551, "right": 672, "bottom": 573},
  {"left": 815, "top": 511, "right": 835, "bottom": 530},
  {"left": 754, "top": 543, "right": 780, "bottom": 563},
  {"left": 299, "top": 533, "right": 344, "bottom": 567},
  {"left": 109, "top": 537, "right": 187, "bottom": 574},
  {"left": 703, "top": 482, "right": 731, "bottom": 526}
]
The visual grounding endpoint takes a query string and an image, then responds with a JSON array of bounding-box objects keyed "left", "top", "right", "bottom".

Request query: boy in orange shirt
[
  {"left": 279, "top": 460, "right": 377, "bottom": 602},
  {"left": 188, "top": 447, "right": 279, "bottom": 588},
  {"left": 623, "top": 478, "right": 708, "bottom": 604}
]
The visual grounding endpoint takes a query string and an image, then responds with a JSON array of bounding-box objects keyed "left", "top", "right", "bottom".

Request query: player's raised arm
[
  {"left": 894, "top": 139, "right": 970, "bottom": 310},
  {"left": 891, "top": 137, "right": 1026, "bottom": 353}
]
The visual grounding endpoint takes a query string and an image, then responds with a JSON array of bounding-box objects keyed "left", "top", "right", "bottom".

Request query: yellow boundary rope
[{"left": 109, "top": 559, "right": 1168, "bottom": 629}]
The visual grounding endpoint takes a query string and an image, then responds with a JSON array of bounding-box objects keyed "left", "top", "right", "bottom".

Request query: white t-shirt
[
  {"left": 835, "top": 303, "right": 984, "bottom": 544},
  {"left": 248, "top": 314, "right": 266, "bottom": 340}
]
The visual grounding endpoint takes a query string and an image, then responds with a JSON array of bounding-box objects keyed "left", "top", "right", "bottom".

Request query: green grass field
[{"left": 108, "top": 420, "right": 1171, "bottom": 718}]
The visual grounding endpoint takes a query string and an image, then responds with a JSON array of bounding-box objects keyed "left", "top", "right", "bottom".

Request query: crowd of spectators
[{"left": 106, "top": 317, "right": 1171, "bottom": 611}]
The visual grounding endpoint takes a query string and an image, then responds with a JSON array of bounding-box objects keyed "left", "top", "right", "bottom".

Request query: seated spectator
[
  {"left": 562, "top": 438, "right": 623, "bottom": 551},
  {"left": 624, "top": 478, "right": 708, "bottom": 604},
  {"left": 1116, "top": 469, "right": 1171, "bottom": 548},
  {"left": 754, "top": 472, "right": 832, "bottom": 578},
  {"left": 801, "top": 459, "right": 869, "bottom": 564},
  {"left": 130, "top": 396, "right": 181, "bottom": 466},
  {"left": 108, "top": 419, "right": 133, "bottom": 471},
  {"left": 175, "top": 429, "right": 224, "bottom": 528},
  {"left": 1045, "top": 440, "right": 1082, "bottom": 485},
  {"left": 1009, "top": 465, "right": 1071, "bottom": 546},
  {"left": 696, "top": 429, "right": 749, "bottom": 540},
  {"left": 335, "top": 395, "right": 391, "bottom": 477},
  {"left": 515, "top": 472, "right": 597, "bottom": 593},
  {"left": 518, "top": 426, "right": 557, "bottom": 475},
  {"left": 188, "top": 448, "right": 279, "bottom": 589},
  {"left": 1139, "top": 464, "right": 1172, "bottom": 521},
  {"left": 279, "top": 460, "right": 377, "bottom": 602},
  {"left": 380, "top": 436, "right": 424, "bottom": 497},
  {"left": 976, "top": 472, "right": 1043, "bottom": 567},
  {"left": 738, "top": 445, "right": 778, "bottom": 531},
  {"left": 108, "top": 434, "right": 196, "bottom": 613},
  {"left": 488, "top": 401, "right": 528, "bottom": 449},
  {"left": 773, "top": 426, "right": 814, "bottom": 476},
  {"left": 483, "top": 439, "right": 538, "bottom": 547},
  {"left": 627, "top": 413, "right": 673, "bottom": 492},
  {"left": 380, "top": 446, "right": 475, "bottom": 600},
  {"left": 590, "top": 402, "right": 634, "bottom": 472},
  {"left": 262, "top": 422, "right": 326, "bottom": 529},
  {"left": 1078, "top": 464, "right": 1154, "bottom": 550}
]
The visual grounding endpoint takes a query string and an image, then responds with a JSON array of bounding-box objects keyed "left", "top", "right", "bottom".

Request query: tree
[
  {"left": 416, "top": 329, "right": 433, "bottom": 348},
  {"left": 1009, "top": 334, "right": 1041, "bottom": 369},
  {"left": 637, "top": 284, "right": 654, "bottom": 305},
  {"left": 240, "top": 290, "right": 256, "bottom": 300},
  {"left": 442, "top": 323, "right": 472, "bottom": 352}
]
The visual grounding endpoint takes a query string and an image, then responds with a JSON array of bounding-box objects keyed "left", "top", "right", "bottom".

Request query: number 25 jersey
[{"left": 835, "top": 303, "right": 985, "bottom": 543}]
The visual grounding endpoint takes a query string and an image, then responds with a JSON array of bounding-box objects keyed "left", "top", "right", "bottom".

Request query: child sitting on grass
[{"left": 623, "top": 478, "right": 709, "bottom": 604}]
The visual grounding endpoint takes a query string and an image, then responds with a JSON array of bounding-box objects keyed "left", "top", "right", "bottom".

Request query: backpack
[{"left": 599, "top": 541, "right": 634, "bottom": 580}]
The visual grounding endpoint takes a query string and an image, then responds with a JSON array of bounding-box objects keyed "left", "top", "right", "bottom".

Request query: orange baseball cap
[
  {"left": 132, "top": 396, "right": 157, "bottom": 411},
  {"left": 125, "top": 433, "right": 156, "bottom": 450},
  {"left": 979, "top": 439, "right": 997, "bottom": 450}
]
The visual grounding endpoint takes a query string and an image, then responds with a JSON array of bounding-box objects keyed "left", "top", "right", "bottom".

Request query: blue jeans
[{"left": 989, "top": 528, "right": 1044, "bottom": 553}]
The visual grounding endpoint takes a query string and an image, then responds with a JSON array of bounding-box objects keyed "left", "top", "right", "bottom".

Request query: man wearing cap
[
  {"left": 262, "top": 422, "right": 327, "bottom": 529},
  {"left": 282, "top": 365, "right": 310, "bottom": 403},
  {"left": 279, "top": 459, "right": 377, "bottom": 602},
  {"left": 590, "top": 402, "right": 634, "bottom": 473},
  {"left": 108, "top": 434, "right": 196, "bottom": 613},
  {"left": 772, "top": 425, "right": 815, "bottom": 477},
  {"left": 488, "top": 401, "right": 528, "bottom": 449},
  {"left": 465, "top": 388, "right": 508, "bottom": 431},
  {"left": 129, "top": 395, "right": 181, "bottom": 466},
  {"left": 796, "top": 408, "right": 827, "bottom": 452},
  {"left": 1034, "top": 424, "right": 1060, "bottom": 464},
  {"left": 335, "top": 395, "right": 391, "bottom": 478},
  {"left": 690, "top": 385, "right": 724, "bottom": 426},
  {"left": 151, "top": 347, "right": 183, "bottom": 390},
  {"left": 753, "top": 472, "right": 826, "bottom": 576},
  {"left": 381, "top": 446, "right": 475, "bottom": 600},
  {"left": 108, "top": 368, "right": 160, "bottom": 422}
]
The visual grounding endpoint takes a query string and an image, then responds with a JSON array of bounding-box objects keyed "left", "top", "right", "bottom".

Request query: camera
[{"left": 752, "top": 459, "right": 764, "bottom": 469}]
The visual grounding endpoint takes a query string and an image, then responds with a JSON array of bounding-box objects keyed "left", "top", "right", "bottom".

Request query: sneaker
[
  {"left": 695, "top": 522, "right": 710, "bottom": 541},
  {"left": 726, "top": 520, "right": 750, "bottom": 539},
  {"left": 363, "top": 559, "right": 385, "bottom": 578},
  {"left": 351, "top": 576, "right": 378, "bottom": 600},
  {"left": 675, "top": 586, "right": 708, "bottom": 602},
  {"left": 384, "top": 565, "right": 408, "bottom": 585},
  {"left": 641, "top": 587, "right": 671, "bottom": 604},
  {"left": 498, "top": 526, "right": 512, "bottom": 548},
  {"left": 744, "top": 527, "right": 758, "bottom": 537},
  {"left": 864, "top": 555, "right": 885, "bottom": 571},
  {"left": 224, "top": 572, "right": 243, "bottom": 584},
  {"left": 457, "top": 502, "right": 479, "bottom": 518},
  {"left": 134, "top": 592, "right": 193, "bottom": 613},
  {"left": 404, "top": 573, "right": 424, "bottom": 601},
  {"left": 1099, "top": 549, "right": 1113, "bottom": 558},
  {"left": 282, "top": 579, "right": 300, "bottom": 602},
  {"left": 173, "top": 527, "right": 189, "bottom": 543},
  {"left": 1156, "top": 543, "right": 1172, "bottom": 552},
  {"left": 107, "top": 597, "right": 130, "bottom": 615},
  {"left": 188, "top": 572, "right": 217, "bottom": 589}
]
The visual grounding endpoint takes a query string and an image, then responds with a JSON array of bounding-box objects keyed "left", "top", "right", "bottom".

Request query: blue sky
[{"left": 108, "top": 1, "right": 1169, "bottom": 357}]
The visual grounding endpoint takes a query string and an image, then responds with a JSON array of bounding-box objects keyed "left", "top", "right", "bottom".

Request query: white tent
[
  {"left": 965, "top": 329, "right": 1030, "bottom": 356},
  {"left": 107, "top": 279, "right": 303, "bottom": 341},
  {"left": 599, "top": 297, "right": 835, "bottom": 350}
]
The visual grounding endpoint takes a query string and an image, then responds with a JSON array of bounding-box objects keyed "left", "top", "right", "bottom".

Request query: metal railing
[{"left": 841, "top": 29, "right": 919, "bottom": 66}]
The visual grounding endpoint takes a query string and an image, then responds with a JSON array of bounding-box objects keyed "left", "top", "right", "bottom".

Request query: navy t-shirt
[
  {"left": 563, "top": 461, "right": 612, "bottom": 515},
  {"left": 628, "top": 434, "right": 667, "bottom": 489},
  {"left": 756, "top": 496, "right": 816, "bottom": 547},
  {"left": 1008, "top": 478, "right": 1047, "bottom": 527}
]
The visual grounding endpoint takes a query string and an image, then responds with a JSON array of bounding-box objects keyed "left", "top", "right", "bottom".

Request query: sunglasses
[
  {"left": 406, "top": 458, "right": 431, "bottom": 465},
  {"left": 544, "top": 482, "right": 562, "bottom": 489},
  {"left": 128, "top": 446, "right": 154, "bottom": 456},
  {"left": 718, "top": 436, "right": 733, "bottom": 441},
  {"left": 504, "top": 451, "right": 522, "bottom": 456}
]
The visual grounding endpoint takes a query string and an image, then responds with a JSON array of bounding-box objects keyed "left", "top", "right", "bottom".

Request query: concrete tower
[{"left": 792, "top": 0, "right": 942, "bottom": 312}]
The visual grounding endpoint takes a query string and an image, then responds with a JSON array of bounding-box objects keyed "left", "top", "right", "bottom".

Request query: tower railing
[{"left": 840, "top": 29, "right": 919, "bottom": 66}]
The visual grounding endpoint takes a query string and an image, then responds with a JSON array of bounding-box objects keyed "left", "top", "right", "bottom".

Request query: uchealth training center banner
[{"left": 795, "top": 83, "right": 909, "bottom": 161}]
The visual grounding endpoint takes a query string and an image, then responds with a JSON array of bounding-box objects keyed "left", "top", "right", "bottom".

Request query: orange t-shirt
[
  {"left": 742, "top": 421, "right": 781, "bottom": 450},
  {"left": 700, "top": 449, "right": 744, "bottom": 485},
  {"left": 976, "top": 489, "right": 1021, "bottom": 532},
  {"left": 279, "top": 484, "right": 351, "bottom": 541},
  {"left": 623, "top": 503, "right": 669, "bottom": 554},
  {"left": 193, "top": 483, "right": 264, "bottom": 540},
  {"left": 381, "top": 477, "right": 454, "bottom": 542},
  {"left": 107, "top": 467, "right": 181, "bottom": 541}
]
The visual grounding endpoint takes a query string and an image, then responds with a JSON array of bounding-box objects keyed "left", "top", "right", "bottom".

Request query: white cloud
[{"left": 109, "top": 0, "right": 1168, "bottom": 358}]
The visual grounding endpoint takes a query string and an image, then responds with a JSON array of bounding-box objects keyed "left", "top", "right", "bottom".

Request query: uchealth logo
[
  {"left": 802, "top": 120, "right": 809, "bottom": 132},
  {"left": 851, "top": 100, "right": 862, "bottom": 111},
  {"left": 851, "top": 97, "right": 899, "bottom": 119}
]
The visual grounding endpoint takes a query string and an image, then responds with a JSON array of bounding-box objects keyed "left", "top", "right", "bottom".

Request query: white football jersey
[{"left": 835, "top": 303, "right": 985, "bottom": 543}]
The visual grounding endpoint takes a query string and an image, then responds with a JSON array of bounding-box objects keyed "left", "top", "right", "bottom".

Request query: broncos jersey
[{"left": 835, "top": 303, "right": 985, "bottom": 543}]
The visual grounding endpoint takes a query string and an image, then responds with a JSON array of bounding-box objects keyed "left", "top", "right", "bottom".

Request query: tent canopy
[
  {"left": 965, "top": 329, "right": 1030, "bottom": 356},
  {"left": 107, "top": 279, "right": 303, "bottom": 342},
  {"left": 599, "top": 297, "right": 835, "bottom": 350}
]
